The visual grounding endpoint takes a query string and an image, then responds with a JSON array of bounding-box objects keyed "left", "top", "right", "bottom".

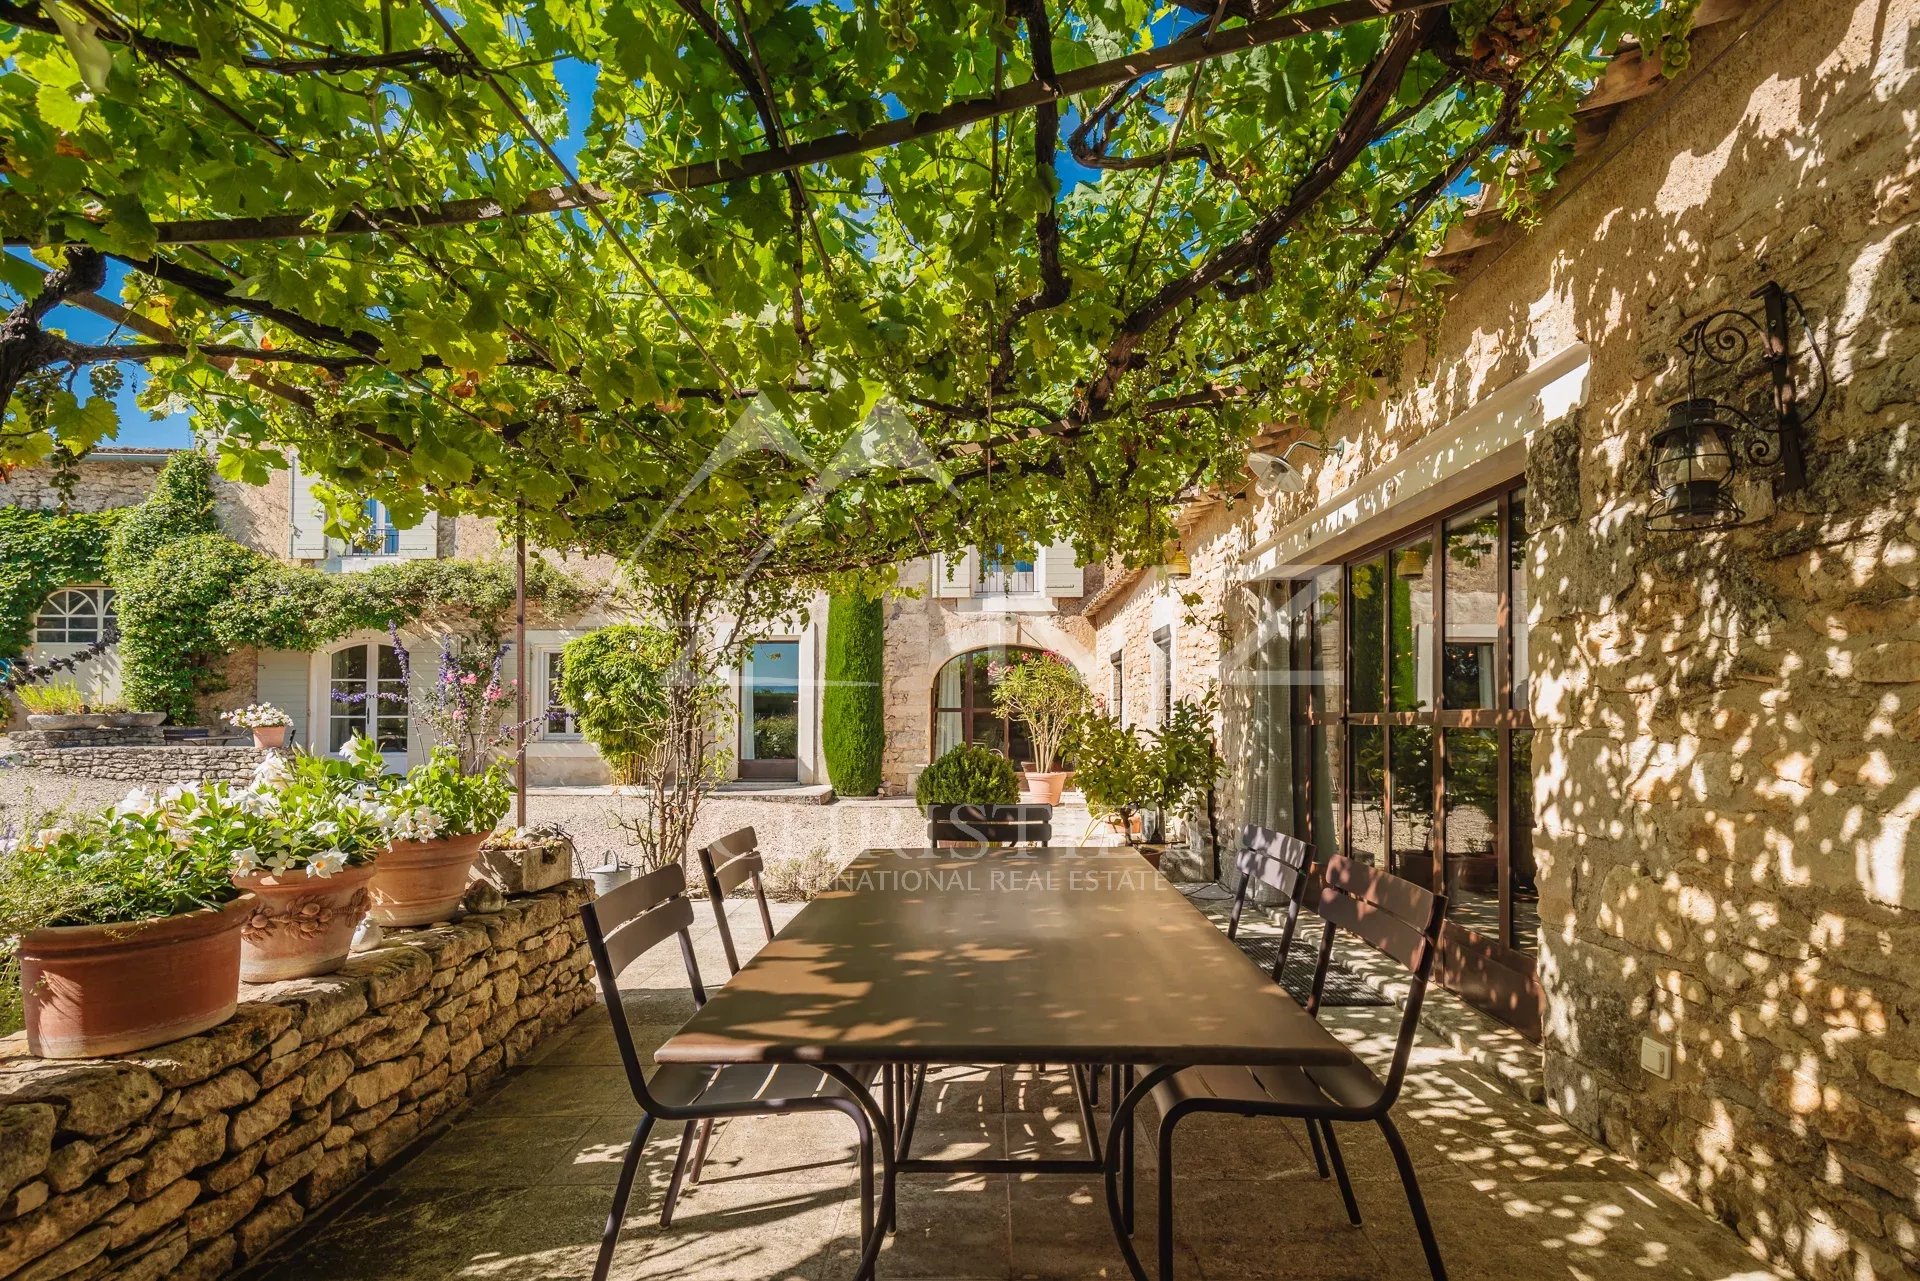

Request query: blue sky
[{"left": 8, "top": 253, "right": 198, "bottom": 448}]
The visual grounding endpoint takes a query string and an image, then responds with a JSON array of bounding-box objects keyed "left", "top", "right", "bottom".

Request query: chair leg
[
  {"left": 856, "top": 1114, "right": 876, "bottom": 1242},
  {"left": 595, "top": 1116, "right": 654, "bottom": 1281},
  {"left": 686, "top": 1118, "right": 714, "bottom": 1182},
  {"left": 1157, "top": 1113, "right": 1179, "bottom": 1279},
  {"left": 1305, "top": 1118, "right": 1330, "bottom": 1179},
  {"left": 659, "top": 1125, "right": 697, "bottom": 1228},
  {"left": 1319, "top": 1120, "right": 1363, "bottom": 1227},
  {"left": 1378, "top": 1114, "right": 1447, "bottom": 1281}
]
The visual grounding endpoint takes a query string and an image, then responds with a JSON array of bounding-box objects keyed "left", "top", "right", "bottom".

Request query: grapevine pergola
[{"left": 0, "top": 0, "right": 1696, "bottom": 572}]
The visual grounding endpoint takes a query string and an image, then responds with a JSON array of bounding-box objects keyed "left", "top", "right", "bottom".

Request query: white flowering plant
[
  {"left": 229, "top": 737, "right": 393, "bottom": 879},
  {"left": 221, "top": 703, "right": 295, "bottom": 730},
  {"left": 387, "top": 746, "right": 511, "bottom": 841}
]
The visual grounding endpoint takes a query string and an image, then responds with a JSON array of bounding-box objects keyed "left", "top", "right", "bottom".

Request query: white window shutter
[
  {"left": 934, "top": 549, "right": 975, "bottom": 599},
  {"left": 288, "top": 456, "right": 327, "bottom": 559},
  {"left": 394, "top": 511, "right": 439, "bottom": 559},
  {"left": 1041, "top": 541, "right": 1083, "bottom": 596}
]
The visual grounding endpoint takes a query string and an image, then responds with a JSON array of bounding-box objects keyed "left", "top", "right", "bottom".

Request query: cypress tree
[{"left": 822, "top": 592, "right": 885, "bottom": 796}]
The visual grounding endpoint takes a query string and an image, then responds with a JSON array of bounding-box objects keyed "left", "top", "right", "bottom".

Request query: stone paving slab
[{"left": 252, "top": 898, "right": 1791, "bottom": 1281}]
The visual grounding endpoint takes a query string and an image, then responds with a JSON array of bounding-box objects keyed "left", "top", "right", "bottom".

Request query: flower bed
[{"left": 0, "top": 881, "right": 595, "bottom": 1280}]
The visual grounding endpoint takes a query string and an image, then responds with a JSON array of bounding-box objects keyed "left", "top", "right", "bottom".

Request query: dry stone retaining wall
[
  {"left": 0, "top": 881, "right": 596, "bottom": 1280},
  {"left": 0, "top": 747, "right": 265, "bottom": 787}
]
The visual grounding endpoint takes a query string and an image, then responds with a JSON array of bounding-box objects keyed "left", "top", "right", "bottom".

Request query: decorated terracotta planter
[
  {"left": 19, "top": 897, "right": 253, "bottom": 1059},
  {"left": 1023, "top": 770, "right": 1071, "bottom": 805},
  {"left": 232, "top": 862, "right": 376, "bottom": 982},
  {"left": 368, "top": 832, "right": 489, "bottom": 926},
  {"left": 251, "top": 725, "right": 291, "bottom": 750}
]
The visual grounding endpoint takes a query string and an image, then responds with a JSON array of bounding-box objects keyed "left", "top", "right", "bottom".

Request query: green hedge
[
  {"left": 822, "top": 592, "right": 885, "bottom": 796},
  {"left": 0, "top": 506, "right": 123, "bottom": 660}
]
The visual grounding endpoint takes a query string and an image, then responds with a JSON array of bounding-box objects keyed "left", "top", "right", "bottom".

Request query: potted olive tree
[
  {"left": 988, "top": 653, "right": 1088, "bottom": 804},
  {"left": 3, "top": 788, "right": 252, "bottom": 1058}
]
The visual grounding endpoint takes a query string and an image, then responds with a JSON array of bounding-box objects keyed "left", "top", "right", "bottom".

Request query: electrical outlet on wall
[{"left": 1640, "top": 1035, "right": 1672, "bottom": 1080}]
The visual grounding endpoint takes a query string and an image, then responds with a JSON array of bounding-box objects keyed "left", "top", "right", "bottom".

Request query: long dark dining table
[{"left": 652, "top": 846, "right": 1355, "bottom": 1281}]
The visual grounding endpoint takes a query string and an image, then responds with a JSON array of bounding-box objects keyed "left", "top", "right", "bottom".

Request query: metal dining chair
[
  {"left": 697, "top": 826, "right": 776, "bottom": 976},
  {"left": 1142, "top": 854, "right": 1450, "bottom": 1281},
  {"left": 1224, "top": 824, "right": 1314, "bottom": 979},
  {"left": 926, "top": 802, "right": 1053, "bottom": 846},
  {"left": 579, "top": 863, "right": 879, "bottom": 1280}
]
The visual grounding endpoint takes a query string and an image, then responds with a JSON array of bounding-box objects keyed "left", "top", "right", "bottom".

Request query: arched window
[
  {"left": 930, "top": 645, "right": 1041, "bottom": 764},
  {"left": 34, "top": 587, "right": 116, "bottom": 644}
]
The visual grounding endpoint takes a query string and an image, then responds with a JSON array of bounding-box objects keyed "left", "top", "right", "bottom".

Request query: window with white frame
[
  {"left": 976, "top": 548, "right": 1036, "bottom": 596},
  {"left": 34, "top": 587, "right": 117, "bottom": 644},
  {"left": 329, "top": 499, "right": 401, "bottom": 556},
  {"left": 540, "top": 650, "right": 579, "bottom": 738}
]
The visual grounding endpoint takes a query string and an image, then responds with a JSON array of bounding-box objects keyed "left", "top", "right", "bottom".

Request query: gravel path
[{"left": 1, "top": 764, "right": 1113, "bottom": 874}]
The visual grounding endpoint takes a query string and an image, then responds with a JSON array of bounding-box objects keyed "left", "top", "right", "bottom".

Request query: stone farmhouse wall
[
  {"left": 0, "top": 882, "right": 595, "bottom": 1281},
  {"left": 1090, "top": 4, "right": 1920, "bottom": 1278}
]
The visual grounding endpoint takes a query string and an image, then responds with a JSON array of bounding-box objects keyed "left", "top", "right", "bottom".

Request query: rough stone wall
[
  {"left": 0, "top": 455, "right": 170, "bottom": 515},
  {"left": 876, "top": 557, "right": 1102, "bottom": 789},
  {"left": 1083, "top": 4, "right": 1920, "bottom": 1277},
  {"left": 0, "top": 882, "right": 596, "bottom": 1281},
  {"left": 0, "top": 746, "right": 266, "bottom": 786}
]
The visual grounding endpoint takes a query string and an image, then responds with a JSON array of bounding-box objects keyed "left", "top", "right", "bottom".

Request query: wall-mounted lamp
[
  {"left": 1648, "top": 281, "right": 1827, "bottom": 532},
  {"left": 1162, "top": 538, "right": 1192, "bottom": 579},
  {"left": 1249, "top": 437, "right": 1346, "bottom": 495}
]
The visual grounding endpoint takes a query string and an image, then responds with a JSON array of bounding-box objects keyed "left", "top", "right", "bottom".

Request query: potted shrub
[
  {"left": 988, "top": 652, "right": 1087, "bottom": 804},
  {"left": 370, "top": 746, "right": 511, "bottom": 926},
  {"left": 228, "top": 743, "right": 391, "bottom": 982},
  {"left": 914, "top": 742, "right": 1021, "bottom": 809},
  {"left": 2, "top": 788, "right": 252, "bottom": 1058},
  {"left": 223, "top": 702, "right": 295, "bottom": 750}
]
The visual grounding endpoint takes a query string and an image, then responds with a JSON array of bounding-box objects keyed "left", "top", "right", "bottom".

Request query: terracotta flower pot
[
  {"left": 1023, "top": 770, "right": 1071, "bottom": 805},
  {"left": 368, "top": 832, "right": 489, "bottom": 926},
  {"left": 232, "top": 862, "right": 377, "bottom": 982},
  {"left": 251, "top": 725, "right": 291, "bottom": 750},
  {"left": 19, "top": 897, "right": 253, "bottom": 1059}
]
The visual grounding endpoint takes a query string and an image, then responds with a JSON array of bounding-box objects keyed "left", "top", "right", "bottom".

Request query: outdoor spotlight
[
  {"left": 1248, "top": 438, "right": 1336, "bottom": 494},
  {"left": 1647, "top": 281, "right": 1826, "bottom": 533}
]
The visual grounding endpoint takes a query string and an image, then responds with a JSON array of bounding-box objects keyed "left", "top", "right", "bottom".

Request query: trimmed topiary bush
[
  {"left": 821, "top": 592, "right": 885, "bottom": 796},
  {"left": 914, "top": 742, "right": 1019, "bottom": 810}
]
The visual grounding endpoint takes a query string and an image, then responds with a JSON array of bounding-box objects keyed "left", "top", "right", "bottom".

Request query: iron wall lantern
[{"left": 1648, "top": 280, "right": 1827, "bottom": 532}]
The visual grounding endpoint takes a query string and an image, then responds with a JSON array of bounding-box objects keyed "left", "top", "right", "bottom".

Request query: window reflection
[
  {"left": 1511, "top": 729, "right": 1539, "bottom": 955},
  {"left": 1443, "top": 503, "right": 1501, "bottom": 709},
  {"left": 1443, "top": 729, "right": 1500, "bottom": 935},
  {"left": 1349, "top": 726, "right": 1385, "bottom": 865},
  {"left": 1389, "top": 726, "right": 1435, "bottom": 887},
  {"left": 1390, "top": 540, "right": 1434, "bottom": 712},
  {"left": 1349, "top": 556, "right": 1385, "bottom": 712},
  {"left": 1510, "top": 486, "right": 1531, "bottom": 712}
]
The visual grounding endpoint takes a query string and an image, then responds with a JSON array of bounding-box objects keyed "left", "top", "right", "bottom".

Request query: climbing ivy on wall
[
  {"left": 103, "top": 452, "right": 596, "bottom": 723},
  {"left": 0, "top": 505, "right": 124, "bottom": 661}
]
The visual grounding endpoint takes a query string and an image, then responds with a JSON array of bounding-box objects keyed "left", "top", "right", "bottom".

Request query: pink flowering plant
[
  {"left": 987, "top": 652, "right": 1088, "bottom": 773},
  {"left": 376, "top": 628, "right": 529, "bottom": 774}
]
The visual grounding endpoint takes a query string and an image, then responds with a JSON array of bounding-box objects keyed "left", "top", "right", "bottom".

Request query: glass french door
[
  {"left": 1250, "top": 482, "right": 1540, "bottom": 1037},
  {"left": 328, "top": 642, "right": 409, "bottom": 769},
  {"left": 740, "top": 640, "right": 801, "bottom": 780}
]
